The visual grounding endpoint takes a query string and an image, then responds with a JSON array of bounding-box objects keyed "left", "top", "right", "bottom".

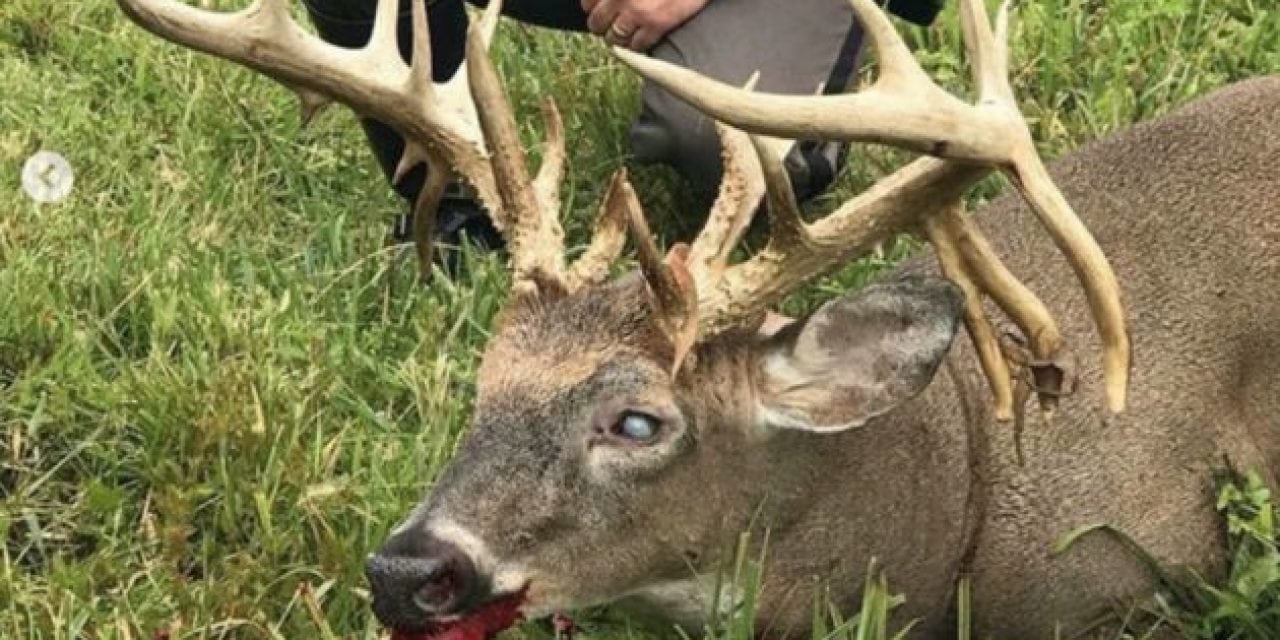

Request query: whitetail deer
[{"left": 117, "top": 0, "right": 1280, "bottom": 637}]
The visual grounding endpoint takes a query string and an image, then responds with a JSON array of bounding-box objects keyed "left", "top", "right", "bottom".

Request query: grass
[{"left": 1, "top": 0, "right": 1278, "bottom": 638}]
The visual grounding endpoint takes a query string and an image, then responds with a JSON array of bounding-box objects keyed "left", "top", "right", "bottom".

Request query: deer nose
[{"left": 365, "top": 533, "right": 482, "bottom": 631}]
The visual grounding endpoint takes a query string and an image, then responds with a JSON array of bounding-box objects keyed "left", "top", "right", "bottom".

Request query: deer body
[
  {"left": 949, "top": 75, "right": 1280, "bottom": 638},
  {"left": 580, "top": 76, "right": 1280, "bottom": 639},
  {"left": 626, "top": 75, "right": 1279, "bottom": 638},
  {"left": 419, "top": 76, "right": 1280, "bottom": 640}
]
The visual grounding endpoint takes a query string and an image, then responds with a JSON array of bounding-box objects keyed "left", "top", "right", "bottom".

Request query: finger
[
  {"left": 629, "top": 27, "right": 661, "bottom": 52},
  {"left": 580, "top": 0, "right": 600, "bottom": 12},
  {"left": 605, "top": 26, "right": 627, "bottom": 47},
  {"left": 605, "top": 15, "right": 638, "bottom": 46},
  {"left": 606, "top": 22, "right": 636, "bottom": 47},
  {"left": 586, "top": 0, "right": 622, "bottom": 34}
]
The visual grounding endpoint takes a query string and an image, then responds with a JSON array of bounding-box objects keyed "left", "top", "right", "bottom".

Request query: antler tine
[
  {"left": 412, "top": 166, "right": 452, "bottom": 280},
  {"left": 952, "top": 0, "right": 1129, "bottom": 411},
  {"left": 928, "top": 202, "right": 1066, "bottom": 415},
  {"left": 368, "top": 0, "right": 403, "bottom": 61},
  {"left": 1004, "top": 147, "right": 1129, "bottom": 412},
  {"left": 615, "top": 0, "right": 1131, "bottom": 412},
  {"left": 685, "top": 122, "right": 766, "bottom": 292},
  {"left": 565, "top": 170, "right": 631, "bottom": 289},
  {"left": 956, "top": 0, "right": 1129, "bottom": 411},
  {"left": 465, "top": 22, "right": 566, "bottom": 284},
  {"left": 958, "top": 0, "right": 1014, "bottom": 103},
  {"left": 847, "top": 0, "right": 934, "bottom": 89},
  {"left": 406, "top": 0, "right": 434, "bottom": 93},
  {"left": 934, "top": 203, "right": 1061, "bottom": 365},
  {"left": 623, "top": 185, "right": 671, "bottom": 298},
  {"left": 393, "top": 0, "right": 438, "bottom": 197},
  {"left": 686, "top": 74, "right": 764, "bottom": 278},
  {"left": 475, "top": 0, "right": 504, "bottom": 48},
  {"left": 620, "top": 182, "right": 698, "bottom": 374},
  {"left": 923, "top": 205, "right": 1015, "bottom": 421},
  {"left": 607, "top": 0, "right": 1044, "bottom": 167},
  {"left": 748, "top": 135, "right": 810, "bottom": 249},
  {"left": 533, "top": 98, "right": 567, "bottom": 215},
  {"left": 682, "top": 79, "right": 815, "bottom": 313}
]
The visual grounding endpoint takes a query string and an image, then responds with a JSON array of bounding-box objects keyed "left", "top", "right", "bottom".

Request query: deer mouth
[{"left": 390, "top": 589, "right": 527, "bottom": 640}]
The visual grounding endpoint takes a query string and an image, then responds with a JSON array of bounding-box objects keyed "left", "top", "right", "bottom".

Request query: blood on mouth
[{"left": 390, "top": 590, "right": 526, "bottom": 640}]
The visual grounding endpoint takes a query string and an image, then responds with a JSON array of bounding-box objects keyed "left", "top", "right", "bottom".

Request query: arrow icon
[{"left": 22, "top": 151, "right": 75, "bottom": 204}]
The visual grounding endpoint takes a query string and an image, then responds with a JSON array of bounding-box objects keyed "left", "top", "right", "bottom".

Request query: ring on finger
[{"left": 608, "top": 21, "right": 636, "bottom": 42}]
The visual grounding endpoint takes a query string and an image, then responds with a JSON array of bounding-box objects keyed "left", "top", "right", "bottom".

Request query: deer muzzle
[{"left": 366, "top": 531, "right": 487, "bottom": 632}]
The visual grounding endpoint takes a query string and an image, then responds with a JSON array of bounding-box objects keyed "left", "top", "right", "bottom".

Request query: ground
[{"left": 1, "top": 0, "right": 1278, "bottom": 638}]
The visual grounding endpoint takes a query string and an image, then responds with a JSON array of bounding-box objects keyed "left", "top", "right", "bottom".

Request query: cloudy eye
[{"left": 613, "top": 412, "right": 661, "bottom": 443}]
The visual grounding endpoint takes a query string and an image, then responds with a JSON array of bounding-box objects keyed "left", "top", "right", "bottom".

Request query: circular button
[{"left": 22, "top": 151, "right": 75, "bottom": 204}]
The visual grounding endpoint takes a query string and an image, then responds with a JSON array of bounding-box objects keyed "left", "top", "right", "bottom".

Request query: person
[{"left": 300, "top": 0, "right": 944, "bottom": 270}]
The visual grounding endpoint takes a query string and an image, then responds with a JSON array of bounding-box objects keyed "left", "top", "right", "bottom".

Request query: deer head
[{"left": 116, "top": 0, "right": 1130, "bottom": 636}]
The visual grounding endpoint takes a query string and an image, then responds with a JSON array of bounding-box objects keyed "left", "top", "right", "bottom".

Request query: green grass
[{"left": 1, "top": 0, "right": 1278, "bottom": 638}]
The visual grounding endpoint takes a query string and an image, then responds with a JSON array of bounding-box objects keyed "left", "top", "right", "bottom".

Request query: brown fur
[{"left": 400, "top": 77, "right": 1280, "bottom": 639}]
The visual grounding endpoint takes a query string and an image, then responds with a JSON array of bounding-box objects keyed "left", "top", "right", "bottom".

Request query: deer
[{"left": 115, "top": 0, "right": 1280, "bottom": 637}]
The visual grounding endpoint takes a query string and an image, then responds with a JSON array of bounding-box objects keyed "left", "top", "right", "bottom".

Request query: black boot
[
  {"left": 786, "top": 138, "right": 849, "bottom": 205},
  {"left": 387, "top": 183, "right": 506, "bottom": 277}
]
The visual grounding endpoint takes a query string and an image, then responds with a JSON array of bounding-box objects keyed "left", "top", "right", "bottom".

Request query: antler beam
[{"left": 615, "top": 0, "right": 1131, "bottom": 413}]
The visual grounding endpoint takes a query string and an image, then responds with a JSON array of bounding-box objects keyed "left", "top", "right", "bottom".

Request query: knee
[
  {"left": 628, "top": 81, "right": 724, "bottom": 206},
  {"left": 302, "top": 0, "right": 466, "bottom": 78},
  {"left": 300, "top": 0, "right": 376, "bottom": 47}
]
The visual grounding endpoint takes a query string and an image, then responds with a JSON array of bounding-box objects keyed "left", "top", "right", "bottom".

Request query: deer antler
[
  {"left": 615, "top": 0, "right": 1131, "bottom": 413},
  {"left": 117, "top": 0, "right": 628, "bottom": 290}
]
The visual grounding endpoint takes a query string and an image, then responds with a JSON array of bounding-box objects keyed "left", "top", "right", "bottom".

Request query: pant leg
[
  {"left": 466, "top": 0, "right": 588, "bottom": 31},
  {"left": 628, "top": 0, "right": 865, "bottom": 208}
]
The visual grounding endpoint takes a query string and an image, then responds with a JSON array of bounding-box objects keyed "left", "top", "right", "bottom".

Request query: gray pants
[
  {"left": 301, "top": 0, "right": 935, "bottom": 211},
  {"left": 630, "top": 0, "right": 864, "bottom": 204}
]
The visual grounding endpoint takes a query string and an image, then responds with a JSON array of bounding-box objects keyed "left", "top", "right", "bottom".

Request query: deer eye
[{"left": 612, "top": 412, "right": 661, "bottom": 443}]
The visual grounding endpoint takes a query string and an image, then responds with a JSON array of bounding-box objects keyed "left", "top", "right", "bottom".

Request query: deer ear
[{"left": 753, "top": 277, "right": 964, "bottom": 433}]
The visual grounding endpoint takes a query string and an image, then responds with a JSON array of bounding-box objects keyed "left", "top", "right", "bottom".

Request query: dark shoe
[
  {"left": 740, "top": 139, "right": 847, "bottom": 244},
  {"left": 432, "top": 195, "right": 505, "bottom": 276},
  {"left": 388, "top": 186, "right": 506, "bottom": 278},
  {"left": 786, "top": 138, "right": 848, "bottom": 205}
]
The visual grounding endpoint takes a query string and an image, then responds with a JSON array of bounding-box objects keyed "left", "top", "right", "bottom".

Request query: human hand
[{"left": 581, "top": 0, "right": 711, "bottom": 51}]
